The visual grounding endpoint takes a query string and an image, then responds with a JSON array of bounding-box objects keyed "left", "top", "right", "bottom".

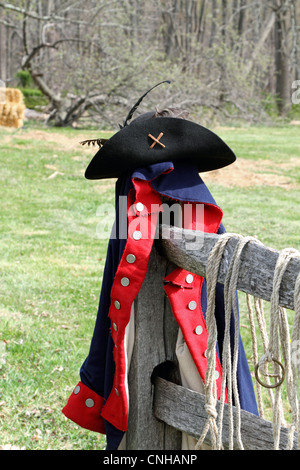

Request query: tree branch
[
  {"left": 0, "top": 18, "right": 17, "bottom": 28},
  {"left": 30, "top": 72, "right": 61, "bottom": 105},
  {"left": 0, "top": 2, "right": 89, "bottom": 25},
  {"left": 22, "top": 38, "right": 85, "bottom": 69},
  {"left": 0, "top": 1, "right": 121, "bottom": 26},
  {"left": 245, "top": 12, "right": 276, "bottom": 75}
]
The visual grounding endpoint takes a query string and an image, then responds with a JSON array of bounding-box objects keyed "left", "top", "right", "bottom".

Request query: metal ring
[{"left": 254, "top": 358, "right": 285, "bottom": 389}]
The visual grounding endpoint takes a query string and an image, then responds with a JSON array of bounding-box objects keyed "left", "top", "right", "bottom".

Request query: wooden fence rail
[
  {"left": 126, "top": 226, "right": 300, "bottom": 450},
  {"left": 153, "top": 376, "right": 297, "bottom": 450},
  {"left": 160, "top": 225, "right": 300, "bottom": 311}
]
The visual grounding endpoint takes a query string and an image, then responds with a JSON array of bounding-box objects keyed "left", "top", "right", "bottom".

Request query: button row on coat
[
  {"left": 185, "top": 282, "right": 220, "bottom": 379},
  {"left": 73, "top": 383, "right": 125, "bottom": 406},
  {"left": 74, "top": 385, "right": 95, "bottom": 408},
  {"left": 132, "top": 201, "right": 145, "bottom": 238},
  {"left": 113, "top": 217, "right": 141, "bottom": 316},
  {"left": 112, "top": 252, "right": 137, "bottom": 321},
  {"left": 112, "top": 225, "right": 141, "bottom": 399},
  {"left": 186, "top": 282, "right": 203, "bottom": 337}
]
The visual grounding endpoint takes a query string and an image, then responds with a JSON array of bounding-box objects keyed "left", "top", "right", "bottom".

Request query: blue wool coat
[{"left": 63, "top": 161, "right": 258, "bottom": 450}]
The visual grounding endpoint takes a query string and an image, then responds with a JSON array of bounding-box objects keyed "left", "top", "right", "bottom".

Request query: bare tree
[
  {"left": 0, "top": 0, "right": 158, "bottom": 126},
  {"left": 270, "top": 0, "right": 300, "bottom": 114},
  {"left": 0, "top": 0, "right": 298, "bottom": 125}
]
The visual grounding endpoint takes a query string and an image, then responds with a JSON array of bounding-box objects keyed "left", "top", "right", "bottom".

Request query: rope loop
[{"left": 195, "top": 232, "right": 300, "bottom": 450}]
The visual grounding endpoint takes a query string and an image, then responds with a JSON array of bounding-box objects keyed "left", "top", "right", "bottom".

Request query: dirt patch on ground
[
  {"left": 1, "top": 127, "right": 95, "bottom": 155},
  {"left": 16, "top": 128, "right": 94, "bottom": 151},
  {"left": 200, "top": 158, "right": 299, "bottom": 189},
  {"left": 3, "top": 127, "right": 299, "bottom": 189}
]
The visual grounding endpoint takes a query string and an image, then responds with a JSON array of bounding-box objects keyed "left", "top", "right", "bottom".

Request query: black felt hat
[{"left": 83, "top": 81, "right": 236, "bottom": 180}]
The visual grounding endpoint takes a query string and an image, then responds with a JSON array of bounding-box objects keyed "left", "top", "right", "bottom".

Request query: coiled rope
[{"left": 195, "top": 233, "right": 300, "bottom": 450}]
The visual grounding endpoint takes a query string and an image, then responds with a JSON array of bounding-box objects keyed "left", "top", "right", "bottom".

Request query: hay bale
[{"left": 0, "top": 88, "right": 26, "bottom": 128}]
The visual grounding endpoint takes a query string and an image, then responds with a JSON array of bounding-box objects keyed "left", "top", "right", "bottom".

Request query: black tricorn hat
[{"left": 83, "top": 81, "right": 236, "bottom": 180}]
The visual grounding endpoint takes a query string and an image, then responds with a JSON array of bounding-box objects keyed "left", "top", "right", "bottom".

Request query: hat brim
[{"left": 85, "top": 117, "right": 236, "bottom": 180}]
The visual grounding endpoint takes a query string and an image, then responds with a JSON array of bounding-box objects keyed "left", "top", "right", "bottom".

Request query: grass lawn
[{"left": 0, "top": 122, "right": 299, "bottom": 449}]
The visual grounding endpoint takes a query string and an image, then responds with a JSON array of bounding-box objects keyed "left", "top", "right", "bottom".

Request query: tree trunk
[
  {"left": 196, "top": 0, "right": 206, "bottom": 43},
  {"left": 209, "top": 0, "right": 217, "bottom": 47},
  {"left": 222, "top": 0, "right": 227, "bottom": 41},
  {"left": 0, "top": 11, "right": 7, "bottom": 81},
  {"left": 245, "top": 12, "right": 276, "bottom": 76},
  {"left": 238, "top": 0, "right": 247, "bottom": 37},
  {"left": 274, "top": 2, "right": 291, "bottom": 115}
]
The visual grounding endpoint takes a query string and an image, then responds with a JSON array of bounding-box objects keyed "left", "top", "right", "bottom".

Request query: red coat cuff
[{"left": 62, "top": 382, "right": 106, "bottom": 434}]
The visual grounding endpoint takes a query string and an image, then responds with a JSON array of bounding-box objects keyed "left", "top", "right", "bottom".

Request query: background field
[{"left": 0, "top": 123, "right": 299, "bottom": 450}]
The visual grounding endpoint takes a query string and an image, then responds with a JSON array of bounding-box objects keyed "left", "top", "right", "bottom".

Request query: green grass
[
  {"left": 0, "top": 122, "right": 299, "bottom": 449},
  {"left": 208, "top": 125, "right": 300, "bottom": 249},
  {"left": 0, "top": 124, "right": 111, "bottom": 449}
]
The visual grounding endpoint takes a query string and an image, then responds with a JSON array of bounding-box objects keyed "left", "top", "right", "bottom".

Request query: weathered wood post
[{"left": 126, "top": 245, "right": 182, "bottom": 450}]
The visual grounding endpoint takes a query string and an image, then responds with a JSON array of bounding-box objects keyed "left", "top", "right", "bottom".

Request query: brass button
[
  {"left": 126, "top": 254, "right": 136, "bottom": 264},
  {"left": 136, "top": 202, "right": 144, "bottom": 212},
  {"left": 114, "top": 300, "right": 121, "bottom": 310},
  {"left": 121, "top": 277, "right": 130, "bottom": 287},
  {"left": 85, "top": 398, "right": 94, "bottom": 408},
  {"left": 195, "top": 325, "right": 203, "bottom": 335},
  {"left": 74, "top": 385, "right": 80, "bottom": 395},
  {"left": 188, "top": 301, "right": 197, "bottom": 311},
  {"left": 133, "top": 230, "right": 142, "bottom": 240},
  {"left": 186, "top": 274, "right": 194, "bottom": 284},
  {"left": 113, "top": 322, "right": 118, "bottom": 332}
]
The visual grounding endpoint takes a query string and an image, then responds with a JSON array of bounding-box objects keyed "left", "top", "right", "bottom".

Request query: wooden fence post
[{"left": 126, "top": 245, "right": 182, "bottom": 450}]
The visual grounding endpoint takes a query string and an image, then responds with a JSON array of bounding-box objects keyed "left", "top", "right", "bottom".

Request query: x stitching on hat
[{"left": 148, "top": 132, "right": 165, "bottom": 149}]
